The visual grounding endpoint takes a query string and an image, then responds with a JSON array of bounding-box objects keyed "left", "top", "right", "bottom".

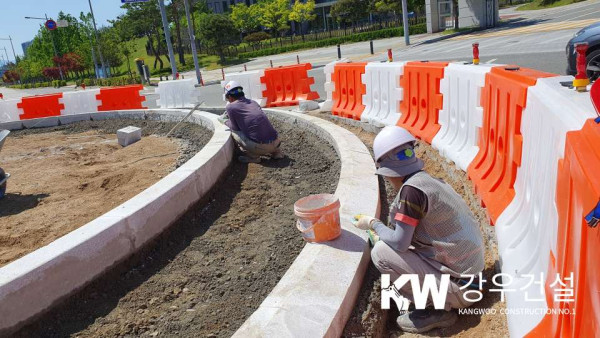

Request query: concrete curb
[
  {"left": 0, "top": 109, "right": 234, "bottom": 334},
  {"left": 235, "top": 109, "right": 380, "bottom": 337}
]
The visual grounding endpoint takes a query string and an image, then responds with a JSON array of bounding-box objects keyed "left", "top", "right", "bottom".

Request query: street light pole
[
  {"left": 158, "top": 0, "right": 178, "bottom": 79},
  {"left": 87, "top": 0, "right": 107, "bottom": 78},
  {"left": 183, "top": 0, "right": 202, "bottom": 85},
  {"left": 401, "top": 0, "right": 410, "bottom": 45},
  {"left": 0, "top": 36, "right": 17, "bottom": 63}
]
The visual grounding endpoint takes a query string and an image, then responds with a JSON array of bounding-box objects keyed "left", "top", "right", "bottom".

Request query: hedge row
[
  {"left": 81, "top": 76, "right": 141, "bottom": 87},
  {"left": 10, "top": 80, "right": 67, "bottom": 89},
  {"left": 238, "top": 24, "right": 427, "bottom": 59}
]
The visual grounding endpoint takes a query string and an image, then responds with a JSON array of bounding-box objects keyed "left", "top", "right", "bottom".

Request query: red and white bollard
[
  {"left": 0, "top": 93, "right": 3, "bottom": 100},
  {"left": 472, "top": 43, "right": 480, "bottom": 65},
  {"left": 387, "top": 49, "right": 393, "bottom": 62},
  {"left": 176, "top": 72, "right": 180, "bottom": 80},
  {"left": 573, "top": 42, "right": 589, "bottom": 92},
  {"left": 81, "top": 83, "right": 86, "bottom": 90}
]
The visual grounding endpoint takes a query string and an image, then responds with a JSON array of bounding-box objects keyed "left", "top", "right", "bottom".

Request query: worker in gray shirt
[
  {"left": 221, "top": 81, "right": 284, "bottom": 163},
  {"left": 353, "top": 126, "right": 485, "bottom": 334}
]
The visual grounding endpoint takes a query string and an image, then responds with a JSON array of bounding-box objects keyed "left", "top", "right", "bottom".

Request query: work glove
[
  {"left": 352, "top": 214, "right": 378, "bottom": 231},
  {"left": 217, "top": 112, "right": 229, "bottom": 125}
]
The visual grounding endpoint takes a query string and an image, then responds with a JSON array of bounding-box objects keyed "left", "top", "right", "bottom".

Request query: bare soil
[
  {"left": 306, "top": 111, "right": 509, "bottom": 338},
  {"left": 15, "top": 118, "right": 340, "bottom": 337},
  {"left": 0, "top": 119, "right": 211, "bottom": 267}
]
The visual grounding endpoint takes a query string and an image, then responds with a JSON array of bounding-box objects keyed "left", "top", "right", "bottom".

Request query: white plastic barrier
[
  {"left": 432, "top": 63, "right": 496, "bottom": 171},
  {"left": 0, "top": 99, "right": 22, "bottom": 123},
  {"left": 319, "top": 58, "right": 349, "bottom": 111},
  {"left": 60, "top": 89, "right": 101, "bottom": 115},
  {"left": 494, "top": 76, "right": 596, "bottom": 337},
  {"left": 156, "top": 79, "right": 198, "bottom": 108},
  {"left": 361, "top": 62, "right": 405, "bottom": 127},
  {"left": 221, "top": 70, "right": 266, "bottom": 107}
]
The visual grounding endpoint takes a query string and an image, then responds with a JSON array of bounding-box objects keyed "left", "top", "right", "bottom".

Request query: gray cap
[{"left": 375, "top": 145, "right": 424, "bottom": 177}]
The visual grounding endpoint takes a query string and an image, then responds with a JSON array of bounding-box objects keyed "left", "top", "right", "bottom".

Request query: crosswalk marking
[{"left": 449, "top": 18, "right": 598, "bottom": 40}]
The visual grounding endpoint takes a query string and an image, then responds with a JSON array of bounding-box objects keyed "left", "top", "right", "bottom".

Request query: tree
[
  {"left": 118, "top": 2, "right": 166, "bottom": 70},
  {"left": 170, "top": 0, "right": 186, "bottom": 65},
  {"left": 289, "top": 0, "right": 316, "bottom": 42},
  {"left": 372, "top": 0, "right": 401, "bottom": 20},
  {"left": 196, "top": 14, "right": 239, "bottom": 63},
  {"left": 258, "top": 0, "right": 291, "bottom": 39},
  {"left": 230, "top": 3, "right": 262, "bottom": 33},
  {"left": 330, "top": 0, "right": 369, "bottom": 32}
]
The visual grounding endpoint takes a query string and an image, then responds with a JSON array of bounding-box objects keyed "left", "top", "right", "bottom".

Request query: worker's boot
[
  {"left": 238, "top": 155, "right": 261, "bottom": 163},
  {"left": 396, "top": 308, "right": 457, "bottom": 333}
]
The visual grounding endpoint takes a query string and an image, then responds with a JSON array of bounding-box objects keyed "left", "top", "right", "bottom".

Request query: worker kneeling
[
  {"left": 354, "top": 126, "right": 484, "bottom": 333},
  {"left": 222, "top": 81, "right": 284, "bottom": 163}
]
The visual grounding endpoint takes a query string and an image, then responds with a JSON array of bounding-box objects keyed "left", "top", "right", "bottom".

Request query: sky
[{"left": 0, "top": 0, "right": 128, "bottom": 62}]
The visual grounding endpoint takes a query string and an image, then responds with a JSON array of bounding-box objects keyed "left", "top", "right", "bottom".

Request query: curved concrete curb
[
  {"left": 234, "top": 109, "right": 380, "bottom": 337},
  {"left": 0, "top": 110, "right": 234, "bottom": 334}
]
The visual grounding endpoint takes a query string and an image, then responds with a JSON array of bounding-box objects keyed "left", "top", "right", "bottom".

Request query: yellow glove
[{"left": 352, "top": 214, "right": 377, "bottom": 230}]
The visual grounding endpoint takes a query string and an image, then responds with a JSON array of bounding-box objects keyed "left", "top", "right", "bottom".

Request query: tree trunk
[
  {"left": 147, "top": 33, "right": 163, "bottom": 70},
  {"left": 453, "top": 0, "right": 459, "bottom": 30},
  {"left": 154, "top": 29, "right": 165, "bottom": 69},
  {"left": 172, "top": 1, "right": 186, "bottom": 65},
  {"left": 126, "top": 55, "right": 132, "bottom": 78}
]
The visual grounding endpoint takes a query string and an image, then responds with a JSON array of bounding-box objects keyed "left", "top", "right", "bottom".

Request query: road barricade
[
  {"left": 467, "top": 66, "right": 555, "bottom": 223},
  {"left": 222, "top": 70, "right": 267, "bottom": 107},
  {"left": 361, "top": 62, "right": 405, "bottom": 127},
  {"left": 260, "top": 63, "right": 319, "bottom": 107},
  {"left": 527, "top": 118, "right": 600, "bottom": 337},
  {"left": 432, "top": 63, "right": 497, "bottom": 171},
  {"left": 493, "top": 76, "right": 596, "bottom": 337},
  {"left": 156, "top": 79, "right": 197, "bottom": 108},
  {"left": 331, "top": 62, "right": 367, "bottom": 120},
  {"left": 0, "top": 98, "right": 23, "bottom": 123},
  {"left": 396, "top": 61, "right": 448, "bottom": 143},
  {"left": 96, "top": 85, "right": 146, "bottom": 111},
  {"left": 17, "top": 93, "right": 64, "bottom": 120},
  {"left": 60, "top": 89, "right": 101, "bottom": 115},
  {"left": 320, "top": 59, "right": 348, "bottom": 111}
]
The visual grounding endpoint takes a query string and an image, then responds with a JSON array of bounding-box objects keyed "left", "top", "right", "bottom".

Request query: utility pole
[
  {"left": 183, "top": 0, "right": 202, "bottom": 85},
  {"left": 158, "top": 0, "right": 178, "bottom": 79},
  {"left": 88, "top": 0, "right": 107, "bottom": 78},
  {"left": 401, "top": 0, "right": 410, "bottom": 45}
]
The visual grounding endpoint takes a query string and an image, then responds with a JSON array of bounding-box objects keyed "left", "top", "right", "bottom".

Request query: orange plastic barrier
[
  {"left": 17, "top": 93, "right": 64, "bottom": 120},
  {"left": 467, "top": 66, "right": 555, "bottom": 223},
  {"left": 527, "top": 119, "right": 600, "bottom": 337},
  {"left": 260, "top": 63, "right": 319, "bottom": 107},
  {"left": 96, "top": 85, "right": 146, "bottom": 111},
  {"left": 331, "top": 62, "right": 367, "bottom": 120},
  {"left": 396, "top": 61, "right": 448, "bottom": 143}
]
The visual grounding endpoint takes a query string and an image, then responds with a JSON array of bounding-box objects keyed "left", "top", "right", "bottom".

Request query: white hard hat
[
  {"left": 373, "top": 126, "right": 423, "bottom": 177},
  {"left": 224, "top": 80, "right": 243, "bottom": 94}
]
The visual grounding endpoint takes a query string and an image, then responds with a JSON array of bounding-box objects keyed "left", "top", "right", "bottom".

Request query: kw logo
[{"left": 381, "top": 274, "right": 450, "bottom": 311}]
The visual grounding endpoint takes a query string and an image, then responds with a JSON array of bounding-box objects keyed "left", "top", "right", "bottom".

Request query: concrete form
[{"left": 0, "top": 110, "right": 234, "bottom": 334}]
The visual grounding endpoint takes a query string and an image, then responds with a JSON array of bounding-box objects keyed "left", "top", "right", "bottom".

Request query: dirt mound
[
  {"left": 0, "top": 119, "right": 211, "bottom": 267},
  {"left": 15, "top": 118, "right": 341, "bottom": 337}
]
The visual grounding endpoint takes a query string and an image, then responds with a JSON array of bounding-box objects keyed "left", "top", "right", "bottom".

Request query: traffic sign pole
[
  {"left": 45, "top": 14, "right": 64, "bottom": 81},
  {"left": 158, "top": 0, "right": 178, "bottom": 79}
]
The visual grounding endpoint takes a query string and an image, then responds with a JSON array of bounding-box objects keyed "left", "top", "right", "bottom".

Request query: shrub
[
  {"left": 239, "top": 24, "right": 427, "bottom": 58},
  {"left": 244, "top": 31, "right": 271, "bottom": 43}
]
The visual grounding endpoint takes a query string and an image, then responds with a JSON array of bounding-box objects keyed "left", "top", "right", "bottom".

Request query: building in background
[
  {"left": 21, "top": 40, "right": 33, "bottom": 57},
  {"left": 426, "top": 0, "right": 499, "bottom": 33}
]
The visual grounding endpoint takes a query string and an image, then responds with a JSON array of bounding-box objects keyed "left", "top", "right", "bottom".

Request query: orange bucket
[{"left": 293, "top": 194, "right": 341, "bottom": 242}]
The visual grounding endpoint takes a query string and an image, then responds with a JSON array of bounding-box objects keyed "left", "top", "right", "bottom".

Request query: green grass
[
  {"left": 441, "top": 26, "right": 477, "bottom": 35},
  {"left": 116, "top": 37, "right": 247, "bottom": 76},
  {"left": 517, "top": 0, "right": 580, "bottom": 10}
]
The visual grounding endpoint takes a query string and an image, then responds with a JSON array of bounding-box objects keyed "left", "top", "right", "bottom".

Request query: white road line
[
  {"left": 485, "top": 58, "right": 498, "bottom": 64},
  {"left": 567, "top": 9, "right": 600, "bottom": 21}
]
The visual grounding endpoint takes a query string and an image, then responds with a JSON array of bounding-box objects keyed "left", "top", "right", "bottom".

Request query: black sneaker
[{"left": 396, "top": 308, "right": 458, "bottom": 333}]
